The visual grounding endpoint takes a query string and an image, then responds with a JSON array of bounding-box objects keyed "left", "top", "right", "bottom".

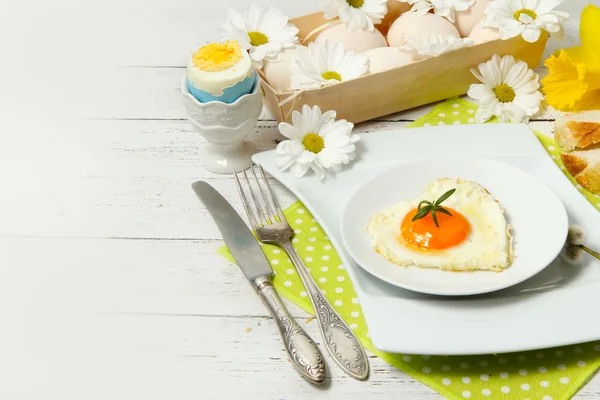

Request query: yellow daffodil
[{"left": 542, "top": 4, "right": 600, "bottom": 111}]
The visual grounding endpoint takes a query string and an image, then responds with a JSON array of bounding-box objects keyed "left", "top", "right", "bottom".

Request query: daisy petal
[
  {"left": 471, "top": 53, "right": 543, "bottom": 124},
  {"left": 475, "top": 105, "right": 495, "bottom": 123},
  {"left": 290, "top": 41, "right": 369, "bottom": 90},
  {"left": 323, "top": 0, "right": 386, "bottom": 31},
  {"left": 321, "top": 110, "right": 337, "bottom": 123},
  {"left": 521, "top": 26, "right": 542, "bottom": 43},
  {"left": 278, "top": 122, "right": 304, "bottom": 140},
  {"left": 276, "top": 140, "right": 305, "bottom": 170},
  {"left": 291, "top": 160, "right": 312, "bottom": 178},
  {"left": 467, "top": 84, "right": 496, "bottom": 102},
  {"left": 503, "top": 102, "right": 527, "bottom": 123},
  {"left": 276, "top": 100, "right": 357, "bottom": 179},
  {"left": 312, "top": 162, "right": 327, "bottom": 180},
  {"left": 223, "top": 4, "right": 299, "bottom": 66},
  {"left": 536, "top": 0, "right": 565, "bottom": 14}
]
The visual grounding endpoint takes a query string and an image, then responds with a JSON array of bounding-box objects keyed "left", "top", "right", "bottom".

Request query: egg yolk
[
  {"left": 399, "top": 207, "right": 471, "bottom": 252},
  {"left": 192, "top": 40, "right": 243, "bottom": 72}
]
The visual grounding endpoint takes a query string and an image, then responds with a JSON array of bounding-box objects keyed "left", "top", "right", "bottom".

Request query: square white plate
[{"left": 253, "top": 124, "right": 600, "bottom": 355}]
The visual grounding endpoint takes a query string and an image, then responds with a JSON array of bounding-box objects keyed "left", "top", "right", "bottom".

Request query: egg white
[
  {"left": 186, "top": 45, "right": 254, "bottom": 96},
  {"left": 367, "top": 178, "right": 513, "bottom": 272}
]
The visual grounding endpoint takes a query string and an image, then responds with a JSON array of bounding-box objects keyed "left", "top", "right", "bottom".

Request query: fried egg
[{"left": 367, "top": 178, "right": 513, "bottom": 272}]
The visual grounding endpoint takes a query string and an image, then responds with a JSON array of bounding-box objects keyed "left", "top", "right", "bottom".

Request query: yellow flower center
[
  {"left": 192, "top": 40, "right": 243, "bottom": 72},
  {"left": 248, "top": 31, "right": 269, "bottom": 47},
  {"left": 514, "top": 8, "right": 537, "bottom": 21},
  {"left": 493, "top": 83, "right": 516, "bottom": 103},
  {"left": 321, "top": 71, "right": 342, "bottom": 81},
  {"left": 303, "top": 133, "right": 325, "bottom": 153},
  {"left": 347, "top": 0, "right": 364, "bottom": 8}
]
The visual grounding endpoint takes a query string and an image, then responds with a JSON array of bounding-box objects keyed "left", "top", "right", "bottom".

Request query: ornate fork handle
[
  {"left": 281, "top": 240, "right": 370, "bottom": 380},
  {"left": 253, "top": 276, "right": 327, "bottom": 384}
]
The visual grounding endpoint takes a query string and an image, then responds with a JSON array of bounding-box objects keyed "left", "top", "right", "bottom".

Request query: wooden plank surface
[{"left": 0, "top": 0, "right": 597, "bottom": 399}]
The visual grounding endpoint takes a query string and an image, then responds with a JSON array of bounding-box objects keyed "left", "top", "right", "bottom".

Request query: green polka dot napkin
[{"left": 217, "top": 98, "right": 600, "bottom": 400}]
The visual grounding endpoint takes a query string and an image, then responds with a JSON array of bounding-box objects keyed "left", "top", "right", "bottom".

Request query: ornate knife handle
[
  {"left": 281, "top": 241, "right": 370, "bottom": 381},
  {"left": 253, "top": 276, "right": 326, "bottom": 385}
]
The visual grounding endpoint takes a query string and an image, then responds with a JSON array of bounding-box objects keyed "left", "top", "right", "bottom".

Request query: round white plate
[{"left": 340, "top": 158, "right": 569, "bottom": 296}]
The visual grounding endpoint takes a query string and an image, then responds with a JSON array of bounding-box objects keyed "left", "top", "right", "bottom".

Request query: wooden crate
[{"left": 260, "top": 11, "right": 549, "bottom": 124}]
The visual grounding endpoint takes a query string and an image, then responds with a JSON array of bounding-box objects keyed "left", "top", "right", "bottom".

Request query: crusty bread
[
  {"left": 555, "top": 111, "right": 600, "bottom": 151},
  {"left": 561, "top": 149, "right": 600, "bottom": 194},
  {"left": 556, "top": 111, "right": 600, "bottom": 195}
]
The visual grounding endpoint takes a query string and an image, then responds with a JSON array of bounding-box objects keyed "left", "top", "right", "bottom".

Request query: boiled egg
[
  {"left": 367, "top": 178, "right": 513, "bottom": 272},
  {"left": 387, "top": 13, "right": 460, "bottom": 47},
  {"left": 316, "top": 23, "right": 387, "bottom": 53},
  {"left": 468, "top": 21, "right": 501, "bottom": 44},
  {"left": 363, "top": 47, "right": 416, "bottom": 74},
  {"left": 186, "top": 40, "right": 256, "bottom": 104},
  {"left": 263, "top": 44, "right": 304, "bottom": 93}
]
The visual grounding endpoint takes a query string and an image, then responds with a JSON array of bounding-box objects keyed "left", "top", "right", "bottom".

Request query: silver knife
[{"left": 191, "top": 181, "right": 327, "bottom": 384}]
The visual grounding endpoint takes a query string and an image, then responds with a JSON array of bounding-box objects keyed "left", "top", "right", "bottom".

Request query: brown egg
[
  {"left": 363, "top": 47, "right": 416, "bottom": 74},
  {"left": 376, "top": 0, "right": 412, "bottom": 36},
  {"left": 454, "top": 0, "right": 489, "bottom": 37},
  {"left": 263, "top": 45, "right": 304, "bottom": 93},
  {"left": 387, "top": 13, "right": 460, "bottom": 47},
  {"left": 468, "top": 21, "right": 500, "bottom": 43},
  {"left": 316, "top": 23, "right": 387, "bottom": 53}
]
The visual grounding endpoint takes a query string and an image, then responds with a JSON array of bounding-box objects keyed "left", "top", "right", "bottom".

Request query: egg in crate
[
  {"left": 315, "top": 23, "right": 387, "bottom": 53},
  {"left": 367, "top": 178, "right": 513, "bottom": 272},
  {"left": 387, "top": 13, "right": 460, "bottom": 47},
  {"left": 363, "top": 47, "right": 416, "bottom": 74},
  {"left": 376, "top": 0, "right": 412, "bottom": 35},
  {"left": 454, "top": 0, "right": 489, "bottom": 37},
  {"left": 263, "top": 44, "right": 305, "bottom": 93},
  {"left": 469, "top": 21, "right": 501, "bottom": 43}
]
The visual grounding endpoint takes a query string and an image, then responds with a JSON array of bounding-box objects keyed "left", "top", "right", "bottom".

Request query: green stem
[{"left": 578, "top": 244, "right": 600, "bottom": 261}]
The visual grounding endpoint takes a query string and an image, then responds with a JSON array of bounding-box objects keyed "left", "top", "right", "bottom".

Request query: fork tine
[
  {"left": 244, "top": 168, "right": 270, "bottom": 225},
  {"left": 234, "top": 170, "right": 260, "bottom": 229},
  {"left": 252, "top": 164, "right": 280, "bottom": 223},
  {"left": 249, "top": 165, "right": 274, "bottom": 224},
  {"left": 257, "top": 165, "right": 285, "bottom": 222}
]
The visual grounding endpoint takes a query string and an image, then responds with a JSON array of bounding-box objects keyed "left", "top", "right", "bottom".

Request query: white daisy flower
[
  {"left": 483, "top": 0, "right": 569, "bottom": 43},
  {"left": 467, "top": 54, "right": 544, "bottom": 124},
  {"left": 290, "top": 41, "right": 369, "bottom": 91},
  {"left": 222, "top": 4, "right": 299, "bottom": 68},
  {"left": 276, "top": 105, "right": 359, "bottom": 180},
  {"left": 399, "top": 34, "right": 475, "bottom": 59},
  {"left": 322, "top": 0, "right": 388, "bottom": 31},
  {"left": 402, "top": 0, "right": 475, "bottom": 22}
]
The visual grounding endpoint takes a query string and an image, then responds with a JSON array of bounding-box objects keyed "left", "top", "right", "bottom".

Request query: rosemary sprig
[{"left": 411, "top": 188, "right": 456, "bottom": 228}]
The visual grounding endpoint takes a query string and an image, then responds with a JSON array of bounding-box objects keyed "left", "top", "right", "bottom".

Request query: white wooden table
[{"left": 1, "top": 1, "right": 598, "bottom": 399}]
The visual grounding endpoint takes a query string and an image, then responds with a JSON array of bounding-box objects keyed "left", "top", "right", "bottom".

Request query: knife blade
[
  {"left": 191, "top": 181, "right": 326, "bottom": 384},
  {"left": 191, "top": 180, "right": 271, "bottom": 282}
]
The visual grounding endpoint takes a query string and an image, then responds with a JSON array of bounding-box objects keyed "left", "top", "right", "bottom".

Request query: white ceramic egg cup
[{"left": 181, "top": 77, "right": 262, "bottom": 174}]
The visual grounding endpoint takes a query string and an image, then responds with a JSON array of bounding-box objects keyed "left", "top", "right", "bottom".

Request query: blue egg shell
[{"left": 187, "top": 73, "right": 257, "bottom": 104}]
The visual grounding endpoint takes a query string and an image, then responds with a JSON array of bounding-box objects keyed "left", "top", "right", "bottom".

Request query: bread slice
[
  {"left": 561, "top": 148, "right": 600, "bottom": 194},
  {"left": 555, "top": 111, "right": 600, "bottom": 151}
]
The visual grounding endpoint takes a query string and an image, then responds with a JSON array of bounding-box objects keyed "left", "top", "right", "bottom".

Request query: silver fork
[{"left": 234, "top": 164, "right": 369, "bottom": 381}]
